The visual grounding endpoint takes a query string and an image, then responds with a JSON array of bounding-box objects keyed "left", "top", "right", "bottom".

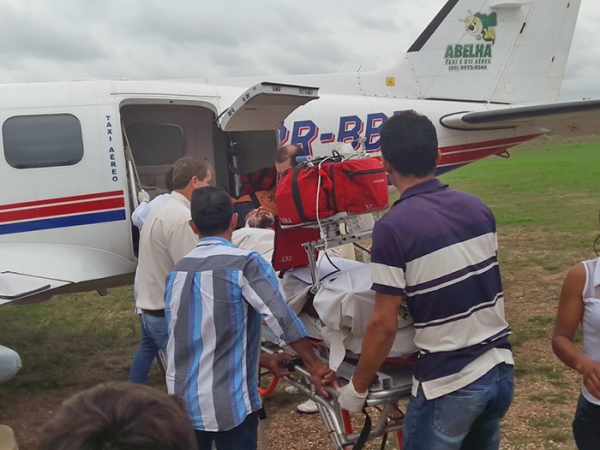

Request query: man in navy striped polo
[
  {"left": 165, "top": 186, "right": 338, "bottom": 450},
  {"left": 338, "top": 112, "right": 514, "bottom": 450}
]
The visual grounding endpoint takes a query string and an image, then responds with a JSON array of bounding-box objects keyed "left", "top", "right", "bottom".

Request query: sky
[{"left": 0, "top": 0, "right": 598, "bottom": 102}]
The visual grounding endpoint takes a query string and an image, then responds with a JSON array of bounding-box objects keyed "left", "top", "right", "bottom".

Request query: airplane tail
[{"left": 391, "top": 0, "right": 581, "bottom": 104}]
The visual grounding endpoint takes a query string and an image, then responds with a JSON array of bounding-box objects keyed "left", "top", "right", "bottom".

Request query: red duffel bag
[
  {"left": 275, "top": 164, "right": 335, "bottom": 225},
  {"left": 272, "top": 219, "right": 320, "bottom": 271},
  {"left": 327, "top": 157, "right": 389, "bottom": 214}
]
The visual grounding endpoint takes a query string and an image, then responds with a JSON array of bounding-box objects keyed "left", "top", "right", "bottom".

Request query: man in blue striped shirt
[
  {"left": 338, "top": 112, "right": 514, "bottom": 450},
  {"left": 165, "top": 186, "right": 337, "bottom": 450}
]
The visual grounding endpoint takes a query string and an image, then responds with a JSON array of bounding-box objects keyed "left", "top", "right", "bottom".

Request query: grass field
[{"left": 2, "top": 138, "right": 600, "bottom": 449}]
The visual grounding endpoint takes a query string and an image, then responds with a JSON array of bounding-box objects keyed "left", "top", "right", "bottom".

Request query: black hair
[
  {"left": 191, "top": 187, "right": 234, "bottom": 237},
  {"left": 233, "top": 201, "right": 259, "bottom": 229},
  {"left": 379, "top": 112, "right": 439, "bottom": 177}
]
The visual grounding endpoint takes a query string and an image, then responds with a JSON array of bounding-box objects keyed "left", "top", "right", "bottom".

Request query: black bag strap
[
  {"left": 343, "top": 168, "right": 386, "bottom": 178},
  {"left": 249, "top": 192, "right": 260, "bottom": 207},
  {"left": 352, "top": 408, "right": 372, "bottom": 450},
  {"left": 291, "top": 166, "right": 308, "bottom": 223},
  {"left": 271, "top": 219, "right": 281, "bottom": 268},
  {"left": 328, "top": 163, "right": 338, "bottom": 212}
]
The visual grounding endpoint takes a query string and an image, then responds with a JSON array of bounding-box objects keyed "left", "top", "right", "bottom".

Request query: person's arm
[
  {"left": 131, "top": 202, "right": 150, "bottom": 229},
  {"left": 552, "top": 263, "right": 600, "bottom": 399},
  {"left": 288, "top": 337, "right": 339, "bottom": 396},
  {"left": 338, "top": 221, "right": 406, "bottom": 412},
  {"left": 259, "top": 352, "right": 293, "bottom": 378},
  {"left": 241, "top": 253, "right": 338, "bottom": 396},
  {"left": 352, "top": 292, "right": 403, "bottom": 392}
]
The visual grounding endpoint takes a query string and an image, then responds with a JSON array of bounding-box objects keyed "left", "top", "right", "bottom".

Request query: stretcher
[
  {"left": 259, "top": 338, "right": 415, "bottom": 450},
  {"left": 260, "top": 212, "right": 416, "bottom": 450}
]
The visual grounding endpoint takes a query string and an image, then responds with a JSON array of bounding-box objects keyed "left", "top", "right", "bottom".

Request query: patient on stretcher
[{"left": 232, "top": 228, "right": 418, "bottom": 369}]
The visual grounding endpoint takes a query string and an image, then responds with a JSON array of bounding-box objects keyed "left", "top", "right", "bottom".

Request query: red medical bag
[
  {"left": 327, "top": 158, "right": 389, "bottom": 214},
  {"left": 275, "top": 165, "right": 335, "bottom": 225},
  {"left": 272, "top": 220, "right": 320, "bottom": 271}
]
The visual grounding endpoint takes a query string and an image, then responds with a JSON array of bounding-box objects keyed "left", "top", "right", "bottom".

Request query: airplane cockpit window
[
  {"left": 3, "top": 114, "right": 84, "bottom": 169},
  {"left": 125, "top": 123, "right": 185, "bottom": 166}
]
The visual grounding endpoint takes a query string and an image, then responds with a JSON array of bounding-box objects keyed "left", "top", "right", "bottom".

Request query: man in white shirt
[
  {"left": 135, "top": 157, "right": 212, "bottom": 353},
  {"left": 132, "top": 167, "right": 174, "bottom": 229}
]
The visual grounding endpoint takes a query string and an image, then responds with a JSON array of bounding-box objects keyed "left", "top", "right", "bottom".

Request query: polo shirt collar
[
  {"left": 197, "top": 236, "right": 236, "bottom": 248},
  {"left": 593, "top": 259, "right": 600, "bottom": 287},
  {"left": 395, "top": 178, "right": 447, "bottom": 204}
]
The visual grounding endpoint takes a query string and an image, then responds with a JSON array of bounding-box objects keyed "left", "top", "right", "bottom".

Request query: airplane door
[
  {"left": 218, "top": 82, "right": 319, "bottom": 132},
  {"left": 218, "top": 82, "right": 319, "bottom": 194}
]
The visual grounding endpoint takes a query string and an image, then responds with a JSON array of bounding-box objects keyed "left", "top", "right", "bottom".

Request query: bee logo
[{"left": 464, "top": 12, "right": 497, "bottom": 44}]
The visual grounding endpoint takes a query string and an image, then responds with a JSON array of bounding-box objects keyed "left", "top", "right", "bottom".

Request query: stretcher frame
[
  {"left": 263, "top": 212, "right": 415, "bottom": 450},
  {"left": 260, "top": 339, "right": 414, "bottom": 450}
]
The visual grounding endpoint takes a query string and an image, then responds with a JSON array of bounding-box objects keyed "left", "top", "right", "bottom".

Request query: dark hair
[
  {"left": 233, "top": 200, "right": 259, "bottom": 229},
  {"left": 379, "top": 112, "right": 439, "bottom": 177},
  {"left": 273, "top": 144, "right": 304, "bottom": 168},
  {"left": 37, "top": 383, "right": 196, "bottom": 450},
  {"left": 171, "top": 157, "right": 212, "bottom": 190},
  {"left": 191, "top": 187, "right": 234, "bottom": 237},
  {"left": 164, "top": 167, "right": 174, "bottom": 192}
]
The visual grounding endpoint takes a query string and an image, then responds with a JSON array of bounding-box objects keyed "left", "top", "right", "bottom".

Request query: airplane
[{"left": 1, "top": 0, "right": 599, "bottom": 306}]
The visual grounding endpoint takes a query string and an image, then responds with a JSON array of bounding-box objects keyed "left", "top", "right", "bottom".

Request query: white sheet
[
  {"left": 313, "top": 264, "right": 418, "bottom": 370},
  {"left": 232, "top": 228, "right": 275, "bottom": 262},
  {"left": 232, "top": 227, "right": 417, "bottom": 369}
]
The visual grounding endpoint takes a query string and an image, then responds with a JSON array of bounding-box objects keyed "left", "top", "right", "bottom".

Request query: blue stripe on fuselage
[{"left": 0, "top": 210, "right": 127, "bottom": 236}]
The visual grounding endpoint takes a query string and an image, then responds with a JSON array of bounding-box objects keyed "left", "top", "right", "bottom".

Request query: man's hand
[
  {"left": 288, "top": 337, "right": 339, "bottom": 397},
  {"left": 306, "top": 363, "right": 339, "bottom": 398},
  {"left": 582, "top": 361, "right": 600, "bottom": 399},
  {"left": 260, "top": 352, "right": 293, "bottom": 378},
  {"left": 338, "top": 378, "right": 368, "bottom": 413},
  {"left": 137, "top": 190, "right": 150, "bottom": 203}
]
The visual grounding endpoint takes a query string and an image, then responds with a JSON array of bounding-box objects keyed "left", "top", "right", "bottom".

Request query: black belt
[{"left": 142, "top": 309, "right": 165, "bottom": 317}]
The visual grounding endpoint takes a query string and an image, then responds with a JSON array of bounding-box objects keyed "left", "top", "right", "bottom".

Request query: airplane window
[
  {"left": 125, "top": 123, "right": 185, "bottom": 166},
  {"left": 3, "top": 114, "right": 84, "bottom": 169}
]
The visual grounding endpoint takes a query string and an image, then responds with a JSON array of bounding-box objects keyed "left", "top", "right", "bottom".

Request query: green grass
[
  {"left": 2, "top": 137, "right": 600, "bottom": 449},
  {"left": 441, "top": 141, "right": 600, "bottom": 257}
]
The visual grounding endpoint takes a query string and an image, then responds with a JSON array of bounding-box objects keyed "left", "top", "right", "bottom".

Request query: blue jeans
[
  {"left": 573, "top": 394, "right": 600, "bottom": 450},
  {"left": 195, "top": 412, "right": 258, "bottom": 450},
  {"left": 141, "top": 312, "right": 168, "bottom": 355},
  {"left": 129, "top": 316, "right": 160, "bottom": 384},
  {"left": 403, "top": 363, "right": 514, "bottom": 450}
]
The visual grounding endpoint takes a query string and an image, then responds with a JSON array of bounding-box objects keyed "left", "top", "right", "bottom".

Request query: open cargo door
[{"left": 219, "top": 82, "right": 319, "bottom": 132}]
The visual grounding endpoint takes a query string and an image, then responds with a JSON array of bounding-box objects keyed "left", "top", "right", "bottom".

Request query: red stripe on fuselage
[
  {"left": 438, "top": 134, "right": 540, "bottom": 166},
  {"left": 0, "top": 197, "right": 126, "bottom": 224},
  {"left": 0, "top": 191, "right": 124, "bottom": 212},
  {"left": 439, "top": 134, "right": 541, "bottom": 153}
]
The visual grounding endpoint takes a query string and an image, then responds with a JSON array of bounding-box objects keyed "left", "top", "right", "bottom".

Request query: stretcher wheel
[{"left": 258, "top": 375, "right": 279, "bottom": 397}]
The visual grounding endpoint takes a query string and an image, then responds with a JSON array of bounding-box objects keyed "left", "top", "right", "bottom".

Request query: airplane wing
[
  {"left": 441, "top": 99, "right": 600, "bottom": 136},
  {"left": 0, "top": 244, "right": 136, "bottom": 305},
  {"left": 0, "top": 272, "right": 70, "bottom": 306}
]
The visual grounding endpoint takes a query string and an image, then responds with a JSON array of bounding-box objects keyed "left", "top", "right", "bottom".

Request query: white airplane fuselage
[{"left": 0, "top": 0, "right": 588, "bottom": 304}]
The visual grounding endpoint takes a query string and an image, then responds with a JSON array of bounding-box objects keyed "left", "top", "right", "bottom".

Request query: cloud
[
  {"left": 0, "top": 0, "right": 597, "bottom": 104},
  {"left": 0, "top": 2, "right": 106, "bottom": 64}
]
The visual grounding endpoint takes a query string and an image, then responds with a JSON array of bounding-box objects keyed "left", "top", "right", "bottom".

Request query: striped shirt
[
  {"left": 371, "top": 178, "right": 513, "bottom": 400},
  {"left": 164, "top": 237, "right": 307, "bottom": 432}
]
